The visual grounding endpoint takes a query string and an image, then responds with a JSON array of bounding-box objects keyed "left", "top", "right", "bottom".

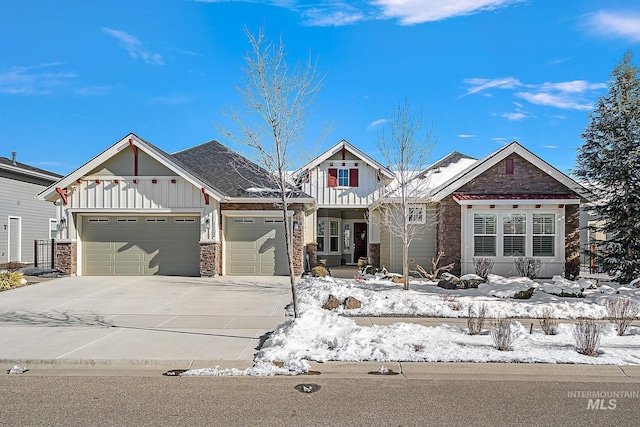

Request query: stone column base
[
  {"left": 56, "top": 241, "right": 77, "bottom": 275},
  {"left": 368, "top": 243, "right": 380, "bottom": 268},
  {"left": 200, "top": 242, "right": 222, "bottom": 276}
]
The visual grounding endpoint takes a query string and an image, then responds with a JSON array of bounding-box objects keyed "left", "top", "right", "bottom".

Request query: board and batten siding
[
  {"left": 378, "top": 209, "right": 437, "bottom": 274},
  {"left": 301, "top": 162, "right": 387, "bottom": 207},
  {"left": 57, "top": 175, "right": 219, "bottom": 242},
  {"left": 0, "top": 176, "right": 56, "bottom": 264}
]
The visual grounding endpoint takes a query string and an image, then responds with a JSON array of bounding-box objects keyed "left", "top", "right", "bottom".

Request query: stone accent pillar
[
  {"left": 564, "top": 204, "right": 580, "bottom": 278},
  {"left": 56, "top": 241, "right": 77, "bottom": 275},
  {"left": 292, "top": 208, "right": 305, "bottom": 275},
  {"left": 437, "top": 198, "right": 462, "bottom": 276},
  {"left": 306, "top": 242, "right": 318, "bottom": 270},
  {"left": 200, "top": 242, "right": 222, "bottom": 276},
  {"left": 368, "top": 243, "right": 380, "bottom": 268}
]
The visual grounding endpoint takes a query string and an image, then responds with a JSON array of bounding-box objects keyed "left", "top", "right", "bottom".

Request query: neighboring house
[
  {"left": 0, "top": 153, "right": 62, "bottom": 265},
  {"left": 300, "top": 141, "right": 591, "bottom": 278},
  {"left": 37, "top": 133, "right": 315, "bottom": 277}
]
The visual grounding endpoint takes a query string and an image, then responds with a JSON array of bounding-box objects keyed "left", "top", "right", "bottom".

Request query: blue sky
[{"left": 2, "top": 0, "right": 639, "bottom": 176}]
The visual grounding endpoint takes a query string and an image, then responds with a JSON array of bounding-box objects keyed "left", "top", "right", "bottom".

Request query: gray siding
[
  {"left": 89, "top": 147, "right": 174, "bottom": 176},
  {"left": 381, "top": 226, "right": 437, "bottom": 274},
  {"left": 0, "top": 176, "right": 56, "bottom": 264}
]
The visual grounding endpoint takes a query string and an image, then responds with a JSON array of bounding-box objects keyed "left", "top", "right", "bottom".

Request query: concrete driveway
[{"left": 0, "top": 276, "right": 292, "bottom": 369}]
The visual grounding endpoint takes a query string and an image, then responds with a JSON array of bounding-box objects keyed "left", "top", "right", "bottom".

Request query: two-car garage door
[
  {"left": 82, "top": 216, "right": 200, "bottom": 276},
  {"left": 225, "top": 216, "right": 289, "bottom": 275}
]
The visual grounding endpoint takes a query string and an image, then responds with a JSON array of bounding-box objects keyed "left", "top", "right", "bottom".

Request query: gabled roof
[
  {"left": 300, "top": 139, "right": 395, "bottom": 180},
  {"left": 38, "top": 133, "right": 227, "bottom": 202},
  {"left": 430, "top": 141, "right": 591, "bottom": 202},
  {"left": 0, "top": 156, "right": 62, "bottom": 182},
  {"left": 171, "top": 140, "right": 312, "bottom": 200}
]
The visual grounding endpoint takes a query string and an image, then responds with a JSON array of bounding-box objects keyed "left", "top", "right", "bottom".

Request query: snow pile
[
  {"left": 256, "top": 308, "right": 640, "bottom": 365},
  {"left": 479, "top": 275, "right": 537, "bottom": 298},
  {"left": 181, "top": 360, "right": 309, "bottom": 377},
  {"left": 541, "top": 275, "right": 593, "bottom": 296},
  {"left": 293, "top": 275, "right": 621, "bottom": 319}
]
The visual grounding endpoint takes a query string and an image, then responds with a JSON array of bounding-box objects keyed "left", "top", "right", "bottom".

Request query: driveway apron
[{"left": 0, "top": 276, "right": 292, "bottom": 364}]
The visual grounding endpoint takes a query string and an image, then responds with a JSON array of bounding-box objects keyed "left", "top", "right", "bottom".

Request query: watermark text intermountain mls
[{"left": 568, "top": 390, "right": 640, "bottom": 410}]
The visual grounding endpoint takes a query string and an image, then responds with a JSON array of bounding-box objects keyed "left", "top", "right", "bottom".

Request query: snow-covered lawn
[{"left": 185, "top": 274, "right": 640, "bottom": 376}]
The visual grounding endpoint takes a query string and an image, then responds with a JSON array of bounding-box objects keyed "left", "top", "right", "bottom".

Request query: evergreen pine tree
[{"left": 575, "top": 51, "right": 640, "bottom": 284}]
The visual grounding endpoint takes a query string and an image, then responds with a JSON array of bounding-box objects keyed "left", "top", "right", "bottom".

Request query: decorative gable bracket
[{"left": 55, "top": 187, "right": 68, "bottom": 205}]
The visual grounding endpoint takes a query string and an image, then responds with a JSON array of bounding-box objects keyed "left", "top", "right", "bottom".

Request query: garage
[
  {"left": 82, "top": 216, "right": 200, "bottom": 276},
  {"left": 225, "top": 216, "right": 289, "bottom": 275}
]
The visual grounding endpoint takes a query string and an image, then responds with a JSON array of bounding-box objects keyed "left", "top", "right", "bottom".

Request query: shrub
[
  {"left": 573, "top": 318, "right": 601, "bottom": 357},
  {"left": 603, "top": 297, "right": 640, "bottom": 336},
  {"left": 0, "top": 270, "right": 24, "bottom": 291},
  {"left": 512, "top": 287, "right": 535, "bottom": 299},
  {"left": 564, "top": 257, "right": 580, "bottom": 280},
  {"left": 491, "top": 317, "right": 515, "bottom": 351},
  {"left": 311, "top": 266, "right": 327, "bottom": 277},
  {"left": 467, "top": 303, "right": 487, "bottom": 335},
  {"left": 538, "top": 307, "right": 557, "bottom": 335},
  {"left": 514, "top": 257, "right": 541, "bottom": 279},
  {"left": 473, "top": 258, "right": 494, "bottom": 280}
]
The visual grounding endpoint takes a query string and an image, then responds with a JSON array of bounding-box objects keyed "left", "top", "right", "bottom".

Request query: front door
[{"left": 353, "top": 222, "right": 367, "bottom": 263}]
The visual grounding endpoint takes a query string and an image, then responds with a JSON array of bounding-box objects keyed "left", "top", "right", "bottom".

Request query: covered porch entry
[{"left": 316, "top": 208, "right": 368, "bottom": 267}]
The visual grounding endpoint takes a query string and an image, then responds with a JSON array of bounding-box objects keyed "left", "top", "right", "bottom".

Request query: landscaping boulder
[
  {"left": 322, "top": 294, "right": 340, "bottom": 310},
  {"left": 344, "top": 296, "right": 362, "bottom": 310},
  {"left": 512, "top": 287, "right": 535, "bottom": 299}
]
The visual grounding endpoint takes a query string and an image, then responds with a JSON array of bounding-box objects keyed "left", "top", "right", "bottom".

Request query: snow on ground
[{"left": 184, "top": 274, "right": 640, "bottom": 376}]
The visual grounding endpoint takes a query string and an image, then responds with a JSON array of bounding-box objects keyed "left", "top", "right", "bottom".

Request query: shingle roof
[
  {"left": 0, "top": 156, "right": 62, "bottom": 180},
  {"left": 171, "top": 139, "right": 311, "bottom": 199}
]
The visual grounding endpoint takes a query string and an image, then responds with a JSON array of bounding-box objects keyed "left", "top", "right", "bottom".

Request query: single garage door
[
  {"left": 82, "top": 216, "right": 200, "bottom": 276},
  {"left": 225, "top": 217, "right": 289, "bottom": 275}
]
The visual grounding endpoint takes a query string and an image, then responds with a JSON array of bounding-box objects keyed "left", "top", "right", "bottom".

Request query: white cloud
[
  {"left": 367, "top": 118, "right": 387, "bottom": 131},
  {"left": 371, "top": 0, "right": 524, "bottom": 25},
  {"left": 0, "top": 63, "right": 76, "bottom": 95},
  {"left": 461, "top": 77, "right": 522, "bottom": 96},
  {"left": 543, "top": 145, "right": 558, "bottom": 149},
  {"left": 501, "top": 112, "right": 526, "bottom": 121},
  {"left": 301, "top": 4, "right": 366, "bottom": 26},
  {"left": 102, "top": 28, "right": 164, "bottom": 65},
  {"left": 588, "top": 11, "right": 640, "bottom": 42},
  {"left": 463, "top": 76, "right": 606, "bottom": 111},
  {"left": 515, "top": 91, "right": 594, "bottom": 111},
  {"left": 458, "top": 134, "right": 475, "bottom": 138}
]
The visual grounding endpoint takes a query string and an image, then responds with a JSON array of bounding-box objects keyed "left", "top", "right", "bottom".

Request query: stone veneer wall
[
  {"left": 368, "top": 243, "right": 380, "bottom": 268},
  {"left": 56, "top": 241, "right": 77, "bottom": 275},
  {"left": 564, "top": 204, "right": 580, "bottom": 272},
  {"left": 437, "top": 198, "right": 462, "bottom": 276},
  {"left": 200, "top": 242, "right": 222, "bottom": 276},
  {"left": 306, "top": 243, "right": 318, "bottom": 270},
  {"left": 221, "top": 203, "right": 306, "bottom": 275}
]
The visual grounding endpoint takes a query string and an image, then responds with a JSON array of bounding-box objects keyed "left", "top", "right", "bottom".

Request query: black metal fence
[
  {"left": 34, "top": 239, "right": 56, "bottom": 269},
  {"left": 580, "top": 243, "right": 602, "bottom": 274}
]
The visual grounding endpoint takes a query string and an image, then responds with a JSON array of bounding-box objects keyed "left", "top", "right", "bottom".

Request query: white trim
[
  {"left": 431, "top": 142, "right": 591, "bottom": 202},
  {"left": 301, "top": 139, "right": 395, "bottom": 180},
  {"left": 0, "top": 162, "right": 60, "bottom": 181},
  {"left": 455, "top": 198, "right": 581, "bottom": 206},
  {"left": 221, "top": 210, "right": 293, "bottom": 218},
  {"left": 36, "top": 133, "right": 226, "bottom": 203},
  {"left": 7, "top": 216, "right": 21, "bottom": 263}
]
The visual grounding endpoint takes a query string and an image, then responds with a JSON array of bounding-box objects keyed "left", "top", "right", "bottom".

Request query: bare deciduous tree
[
  {"left": 368, "top": 100, "right": 436, "bottom": 290},
  {"left": 219, "top": 26, "right": 329, "bottom": 318}
]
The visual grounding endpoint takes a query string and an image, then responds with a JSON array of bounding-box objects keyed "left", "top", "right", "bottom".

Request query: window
[
  {"left": 408, "top": 206, "right": 425, "bottom": 224},
  {"left": 533, "top": 214, "right": 555, "bottom": 256},
  {"left": 317, "top": 220, "right": 325, "bottom": 253},
  {"left": 338, "top": 169, "right": 349, "bottom": 187},
  {"left": 328, "top": 167, "right": 359, "bottom": 187},
  {"left": 503, "top": 213, "right": 526, "bottom": 256},
  {"left": 505, "top": 158, "right": 514, "bottom": 175},
  {"left": 330, "top": 220, "right": 339, "bottom": 252},
  {"left": 343, "top": 223, "right": 351, "bottom": 253},
  {"left": 49, "top": 218, "right": 57, "bottom": 239},
  {"left": 474, "top": 213, "right": 496, "bottom": 256}
]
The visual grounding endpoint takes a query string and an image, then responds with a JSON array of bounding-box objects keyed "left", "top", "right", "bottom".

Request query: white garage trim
[{"left": 221, "top": 210, "right": 292, "bottom": 276}]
